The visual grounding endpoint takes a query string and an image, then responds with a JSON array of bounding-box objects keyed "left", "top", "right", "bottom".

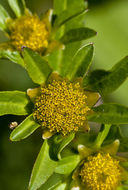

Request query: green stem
[{"left": 93, "top": 124, "right": 111, "bottom": 149}]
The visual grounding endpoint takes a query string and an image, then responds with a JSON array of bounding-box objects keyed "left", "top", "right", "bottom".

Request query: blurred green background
[{"left": 0, "top": 0, "right": 128, "bottom": 189}]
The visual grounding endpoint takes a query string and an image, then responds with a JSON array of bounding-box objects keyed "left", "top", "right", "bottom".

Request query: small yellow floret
[
  {"left": 33, "top": 80, "right": 90, "bottom": 135},
  {"left": 80, "top": 153, "right": 121, "bottom": 190},
  {"left": 10, "top": 15, "right": 48, "bottom": 52}
]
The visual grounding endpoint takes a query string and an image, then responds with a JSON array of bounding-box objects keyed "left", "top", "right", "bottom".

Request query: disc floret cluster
[
  {"left": 10, "top": 14, "right": 49, "bottom": 52},
  {"left": 80, "top": 152, "right": 121, "bottom": 190},
  {"left": 33, "top": 79, "right": 90, "bottom": 136}
]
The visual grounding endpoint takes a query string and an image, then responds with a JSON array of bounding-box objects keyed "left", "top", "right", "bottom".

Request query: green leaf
[
  {"left": 105, "top": 125, "right": 128, "bottom": 152},
  {"left": 54, "top": 9, "right": 86, "bottom": 27},
  {"left": 10, "top": 114, "right": 40, "bottom": 141},
  {"left": 39, "top": 173, "right": 62, "bottom": 190},
  {"left": 83, "top": 56, "right": 128, "bottom": 95},
  {"left": 88, "top": 103, "right": 128, "bottom": 124},
  {"left": 53, "top": 1, "right": 88, "bottom": 40},
  {"left": 23, "top": 48, "right": 52, "bottom": 85},
  {"left": 74, "top": 44, "right": 94, "bottom": 78},
  {"left": 52, "top": 183, "right": 67, "bottom": 190},
  {"left": 47, "top": 43, "right": 82, "bottom": 74},
  {"left": 61, "top": 27, "right": 96, "bottom": 44},
  {"left": 0, "top": 4, "right": 10, "bottom": 31},
  {"left": 63, "top": 44, "right": 94, "bottom": 79},
  {"left": 8, "top": 0, "right": 26, "bottom": 17},
  {"left": 55, "top": 155, "right": 80, "bottom": 174},
  {"left": 52, "top": 133, "right": 75, "bottom": 160},
  {"left": 53, "top": 0, "right": 86, "bottom": 16},
  {"left": 29, "top": 140, "right": 57, "bottom": 190},
  {"left": 0, "top": 49, "right": 24, "bottom": 67},
  {"left": 93, "top": 124, "right": 111, "bottom": 148},
  {"left": 105, "top": 125, "right": 121, "bottom": 141},
  {"left": 53, "top": 0, "right": 67, "bottom": 15},
  {"left": 0, "top": 91, "right": 30, "bottom": 116},
  {"left": 49, "top": 0, "right": 88, "bottom": 73},
  {"left": 52, "top": 182, "right": 67, "bottom": 190}
]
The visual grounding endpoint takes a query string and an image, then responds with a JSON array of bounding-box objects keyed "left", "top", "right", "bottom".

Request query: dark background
[{"left": 0, "top": 0, "right": 128, "bottom": 189}]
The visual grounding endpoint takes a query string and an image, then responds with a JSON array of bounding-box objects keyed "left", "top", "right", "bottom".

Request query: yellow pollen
[
  {"left": 80, "top": 153, "right": 121, "bottom": 190},
  {"left": 33, "top": 80, "right": 90, "bottom": 135},
  {"left": 10, "top": 15, "right": 49, "bottom": 52}
]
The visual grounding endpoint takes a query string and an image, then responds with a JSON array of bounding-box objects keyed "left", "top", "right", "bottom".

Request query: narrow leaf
[
  {"left": 8, "top": 0, "right": 26, "bottom": 17},
  {"left": 47, "top": 43, "right": 82, "bottom": 74},
  {"left": 49, "top": 0, "right": 88, "bottom": 73},
  {"left": 0, "top": 4, "right": 10, "bottom": 31},
  {"left": 53, "top": 0, "right": 67, "bottom": 15},
  {"left": 52, "top": 133, "right": 75, "bottom": 160},
  {"left": 52, "top": 183, "right": 67, "bottom": 190},
  {"left": 0, "top": 49, "right": 24, "bottom": 67},
  {"left": 10, "top": 114, "right": 40, "bottom": 141},
  {"left": 39, "top": 173, "right": 62, "bottom": 190},
  {"left": 53, "top": 0, "right": 86, "bottom": 16},
  {"left": 29, "top": 140, "right": 57, "bottom": 190},
  {"left": 0, "top": 91, "right": 30, "bottom": 116},
  {"left": 84, "top": 56, "right": 128, "bottom": 95},
  {"left": 93, "top": 124, "right": 111, "bottom": 148},
  {"left": 55, "top": 155, "right": 80, "bottom": 174},
  {"left": 56, "top": 133, "right": 75, "bottom": 160},
  {"left": 88, "top": 103, "right": 128, "bottom": 124},
  {"left": 64, "top": 44, "right": 94, "bottom": 79},
  {"left": 54, "top": 9, "right": 86, "bottom": 27},
  {"left": 61, "top": 27, "right": 96, "bottom": 44},
  {"left": 23, "top": 48, "right": 52, "bottom": 84},
  {"left": 75, "top": 44, "right": 94, "bottom": 77}
]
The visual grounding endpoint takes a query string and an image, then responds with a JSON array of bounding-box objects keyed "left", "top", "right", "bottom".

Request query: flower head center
[
  {"left": 10, "top": 15, "right": 49, "bottom": 52},
  {"left": 33, "top": 79, "right": 90, "bottom": 135},
  {"left": 80, "top": 153, "right": 121, "bottom": 190}
]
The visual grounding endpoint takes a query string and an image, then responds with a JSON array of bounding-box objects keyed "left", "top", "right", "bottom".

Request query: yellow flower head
[
  {"left": 9, "top": 15, "right": 49, "bottom": 52},
  {"left": 33, "top": 79, "right": 90, "bottom": 136},
  {"left": 80, "top": 153, "right": 121, "bottom": 190}
]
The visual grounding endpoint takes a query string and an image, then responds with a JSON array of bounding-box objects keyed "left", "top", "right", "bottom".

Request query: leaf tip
[
  {"left": 10, "top": 130, "right": 20, "bottom": 142},
  {"left": 9, "top": 134, "right": 15, "bottom": 142}
]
